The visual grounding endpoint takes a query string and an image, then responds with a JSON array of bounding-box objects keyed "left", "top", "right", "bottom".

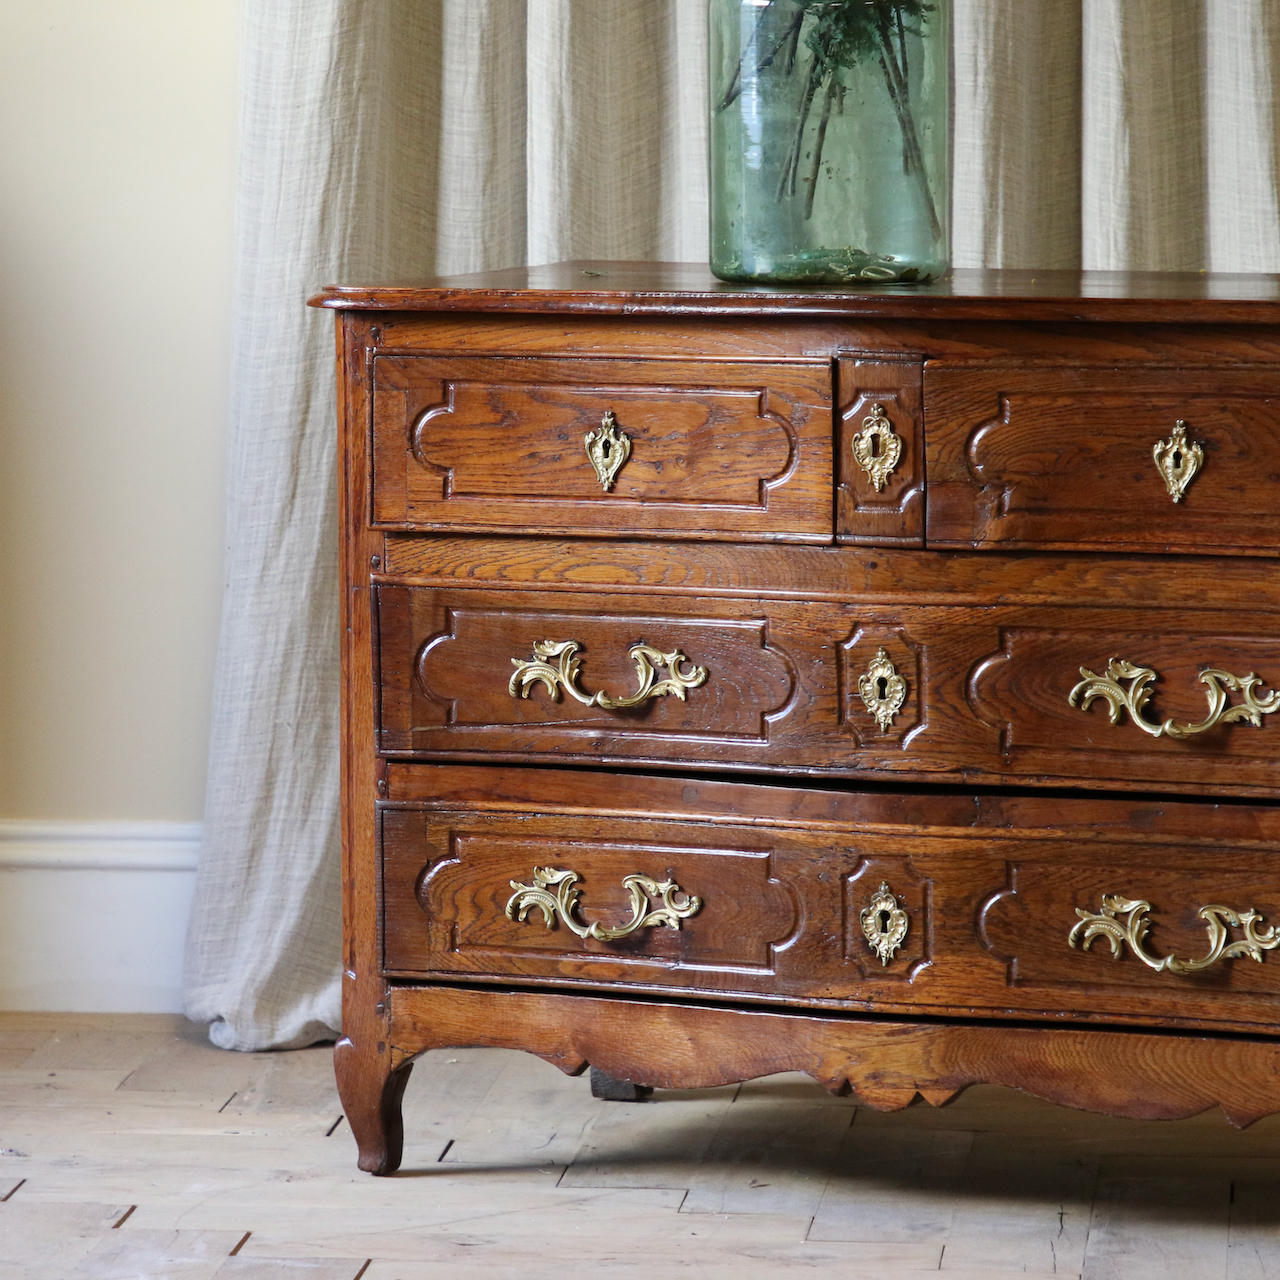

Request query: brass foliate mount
[
  {"left": 509, "top": 638, "right": 708, "bottom": 710},
  {"left": 860, "top": 881, "right": 909, "bottom": 966},
  {"left": 585, "top": 410, "right": 631, "bottom": 491},
  {"left": 1069, "top": 658, "right": 1280, "bottom": 740},
  {"left": 1152, "top": 420, "right": 1204, "bottom": 503},
  {"left": 1070, "top": 894, "right": 1280, "bottom": 976},
  {"left": 858, "top": 647, "right": 907, "bottom": 732},
  {"left": 506, "top": 866, "right": 702, "bottom": 942},
  {"left": 852, "top": 403, "right": 903, "bottom": 492}
]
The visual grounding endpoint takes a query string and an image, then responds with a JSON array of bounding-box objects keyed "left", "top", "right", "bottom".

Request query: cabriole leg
[{"left": 334, "top": 1036, "right": 413, "bottom": 1175}]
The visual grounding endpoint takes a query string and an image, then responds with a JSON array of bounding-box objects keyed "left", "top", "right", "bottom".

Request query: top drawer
[
  {"left": 370, "top": 355, "right": 832, "bottom": 541},
  {"left": 925, "top": 365, "right": 1280, "bottom": 556}
]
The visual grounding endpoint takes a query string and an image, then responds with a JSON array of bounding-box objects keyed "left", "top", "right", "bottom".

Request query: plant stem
[
  {"left": 895, "top": 6, "right": 910, "bottom": 172},
  {"left": 873, "top": 10, "right": 942, "bottom": 239},
  {"left": 778, "top": 54, "right": 825, "bottom": 200},
  {"left": 718, "top": 4, "right": 805, "bottom": 112},
  {"left": 805, "top": 70, "right": 841, "bottom": 220}
]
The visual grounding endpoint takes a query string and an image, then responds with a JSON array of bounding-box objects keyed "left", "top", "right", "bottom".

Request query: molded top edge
[{"left": 310, "top": 262, "right": 1280, "bottom": 323}]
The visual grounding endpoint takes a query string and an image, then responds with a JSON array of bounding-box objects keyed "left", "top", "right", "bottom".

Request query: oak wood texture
[
  {"left": 379, "top": 764, "right": 1280, "bottom": 1036},
  {"left": 387, "top": 984, "right": 1280, "bottom": 1129},
  {"left": 320, "top": 267, "right": 1280, "bottom": 1176},
  {"left": 371, "top": 355, "right": 833, "bottom": 541},
  {"left": 926, "top": 365, "right": 1280, "bottom": 555},
  {"left": 375, "top": 578, "right": 1280, "bottom": 796},
  {"left": 310, "top": 261, "right": 1280, "bottom": 324},
  {"left": 835, "top": 353, "right": 924, "bottom": 545}
]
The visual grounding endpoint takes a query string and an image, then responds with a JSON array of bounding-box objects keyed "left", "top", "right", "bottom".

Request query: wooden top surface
[{"left": 310, "top": 261, "right": 1280, "bottom": 324}]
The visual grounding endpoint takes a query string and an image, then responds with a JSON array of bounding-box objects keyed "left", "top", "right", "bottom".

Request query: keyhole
[
  {"left": 601, "top": 439, "right": 612, "bottom": 459},
  {"left": 876, "top": 676, "right": 888, "bottom": 700},
  {"left": 1172, "top": 448, "right": 1182, "bottom": 469},
  {"left": 869, "top": 432, "right": 881, "bottom": 457},
  {"left": 876, "top": 909, "right": 891, "bottom": 935}
]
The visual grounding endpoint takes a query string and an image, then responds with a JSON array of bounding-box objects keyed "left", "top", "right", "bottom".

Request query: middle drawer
[{"left": 375, "top": 580, "right": 1280, "bottom": 795}]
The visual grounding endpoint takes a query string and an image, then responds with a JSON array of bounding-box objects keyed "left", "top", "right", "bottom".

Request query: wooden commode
[{"left": 312, "top": 264, "right": 1280, "bottom": 1174}]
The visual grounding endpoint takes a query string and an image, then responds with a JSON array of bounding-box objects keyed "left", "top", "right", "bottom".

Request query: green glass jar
[{"left": 709, "top": 0, "right": 950, "bottom": 285}]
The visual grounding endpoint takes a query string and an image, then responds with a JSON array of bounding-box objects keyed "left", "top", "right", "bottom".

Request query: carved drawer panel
[
  {"left": 375, "top": 584, "right": 803, "bottom": 763},
  {"left": 381, "top": 809, "right": 803, "bottom": 992},
  {"left": 370, "top": 355, "right": 832, "bottom": 541},
  {"left": 376, "top": 573, "right": 1280, "bottom": 794},
  {"left": 970, "top": 621, "right": 1280, "bottom": 793},
  {"left": 374, "top": 582, "right": 1006, "bottom": 776},
  {"left": 376, "top": 579, "right": 1280, "bottom": 793},
  {"left": 382, "top": 764, "right": 1280, "bottom": 1033},
  {"left": 925, "top": 365, "right": 1280, "bottom": 556},
  {"left": 979, "top": 852, "right": 1280, "bottom": 1018},
  {"left": 835, "top": 353, "right": 924, "bottom": 547},
  {"left": 380, "top": 780, "right": 939, "bottom": 1001}
]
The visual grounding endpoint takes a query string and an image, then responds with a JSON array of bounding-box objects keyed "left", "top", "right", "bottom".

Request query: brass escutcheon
[
  {"left": 1152, "top": 420, "right": 1204, "bottom": 503},
  {"left": 858, "top": 647, "right": 907, "bottom": 732},
  {"left": 584, "top": 410, "right": 631, "bottom": 491},
  {"left": 861, "top": 881, "right": 909, "bottom": 965},
  {"left": 852, "top": 403, "right": 903, "bottom": 492}
]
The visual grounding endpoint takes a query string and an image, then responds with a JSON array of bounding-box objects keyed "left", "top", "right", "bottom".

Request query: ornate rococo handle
[
  {"left": 1070, "top": 894, "right": 1280, "bottom": 975},
  {"left": 1152, "top": 420, "right": 1203, "bottom": 503},
  {"left": 852, "top": 403, "right": 903, "bottom": 492},
  {"left": 1069, "top": 658, "right": 1280, "bottom": 739},
  {"left": 506, "top": 866, "right": 702, "bottom": 941},
  {"left": 509, "top": 639, "right": 708, "bottom": 710}
]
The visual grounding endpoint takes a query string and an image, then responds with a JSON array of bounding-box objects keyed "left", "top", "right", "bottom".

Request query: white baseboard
[{"left": 0, "top": 821, "right": 200, "bottom": 1014}]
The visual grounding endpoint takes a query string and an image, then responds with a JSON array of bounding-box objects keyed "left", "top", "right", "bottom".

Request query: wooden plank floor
[{"left": 4, "top": 1014, "right": 1280, "bottom": 1277}]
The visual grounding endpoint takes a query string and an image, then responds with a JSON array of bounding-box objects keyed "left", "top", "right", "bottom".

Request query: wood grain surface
[
  {"left": 377, "top": 764, "right": 1280, "bottom": 1036},
  {"left": 374, "top": 579, "right": 1280, "bottom": 796},
  {"left": 371, "top": 354, "right": 832, "bottom": 540},
  {"left": 309, "top": 261, "right": 1280, "bottom": 324},
  {"left": 327, "top": 270, "right": 1280, "bottom": 1177},
  {"left": 387, "top": 985, "right": 1280, "bottom": 1137},
  {"left": 927, "top": 365, "right": 1280, "bottom": 555},
  {"left": 835, "top": 354, "right": 924, "bottom": 545}
]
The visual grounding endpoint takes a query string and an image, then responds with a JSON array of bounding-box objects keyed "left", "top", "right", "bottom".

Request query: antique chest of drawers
[{"left": 313, "top": 264, "right": 1280, "bottom": 1174}]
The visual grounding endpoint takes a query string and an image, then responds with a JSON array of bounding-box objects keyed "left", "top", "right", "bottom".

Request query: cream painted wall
[{"left": 0, "top": 0, "right": 240, "bottom": 820}]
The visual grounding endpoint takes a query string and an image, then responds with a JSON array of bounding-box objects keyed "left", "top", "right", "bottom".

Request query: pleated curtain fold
[{"left": 185, "top": 0, "right": 1280, "bottom": 1051}]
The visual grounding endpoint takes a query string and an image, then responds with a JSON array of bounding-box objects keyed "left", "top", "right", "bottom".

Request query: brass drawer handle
[
  {"left": 852, "top": 403, "right": 902, "bottom": 492},
  {"left": 585, "top": 410, "right": 631, "bottom": 491},
  {"left": 1152, "top": 420, "right": 1203, "bottom": 502},
  {"left": 1070, "top": 894, "right": 1280, "bottom": 975},
  {"left": 509, "top": 638, "right": 708, "bottom": 710},
  {"left": 506, "top": 866, "right": 702, "bottom": 941},
  {"left": 1069, "top": 658, "right": 1280, "bottom": 739}
]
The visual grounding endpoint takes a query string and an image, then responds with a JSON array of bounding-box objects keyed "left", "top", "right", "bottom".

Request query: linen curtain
[{"left": 186, "top": 0, "right": 1280, "bottom": 1051}]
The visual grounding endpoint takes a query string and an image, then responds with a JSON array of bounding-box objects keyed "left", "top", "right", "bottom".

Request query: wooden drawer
[
  {"left": 925, "top": 364, "right": 1280, "bottom": 555},
  {"left": 968, "top": 622, "right": 1280, "bottom": 793},
  {"left": 380, "top": 764, "right": 1280, "bottom": 1035},
  {"left": 375, "top": 570, "right": 1280, "bottom": 796},
  {"left": 370, "top": 355, "right": 832, "bottom": 541}
]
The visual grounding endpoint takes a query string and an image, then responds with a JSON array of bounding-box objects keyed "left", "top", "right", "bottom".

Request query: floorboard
[{"left": 4, "top": 1013, "right": 1280, "bottom": 1277}]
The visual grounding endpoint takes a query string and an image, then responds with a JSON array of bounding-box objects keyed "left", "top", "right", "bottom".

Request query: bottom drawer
[{"left": 380, "top": 764, "right": 1280, "bottom": 1036}]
